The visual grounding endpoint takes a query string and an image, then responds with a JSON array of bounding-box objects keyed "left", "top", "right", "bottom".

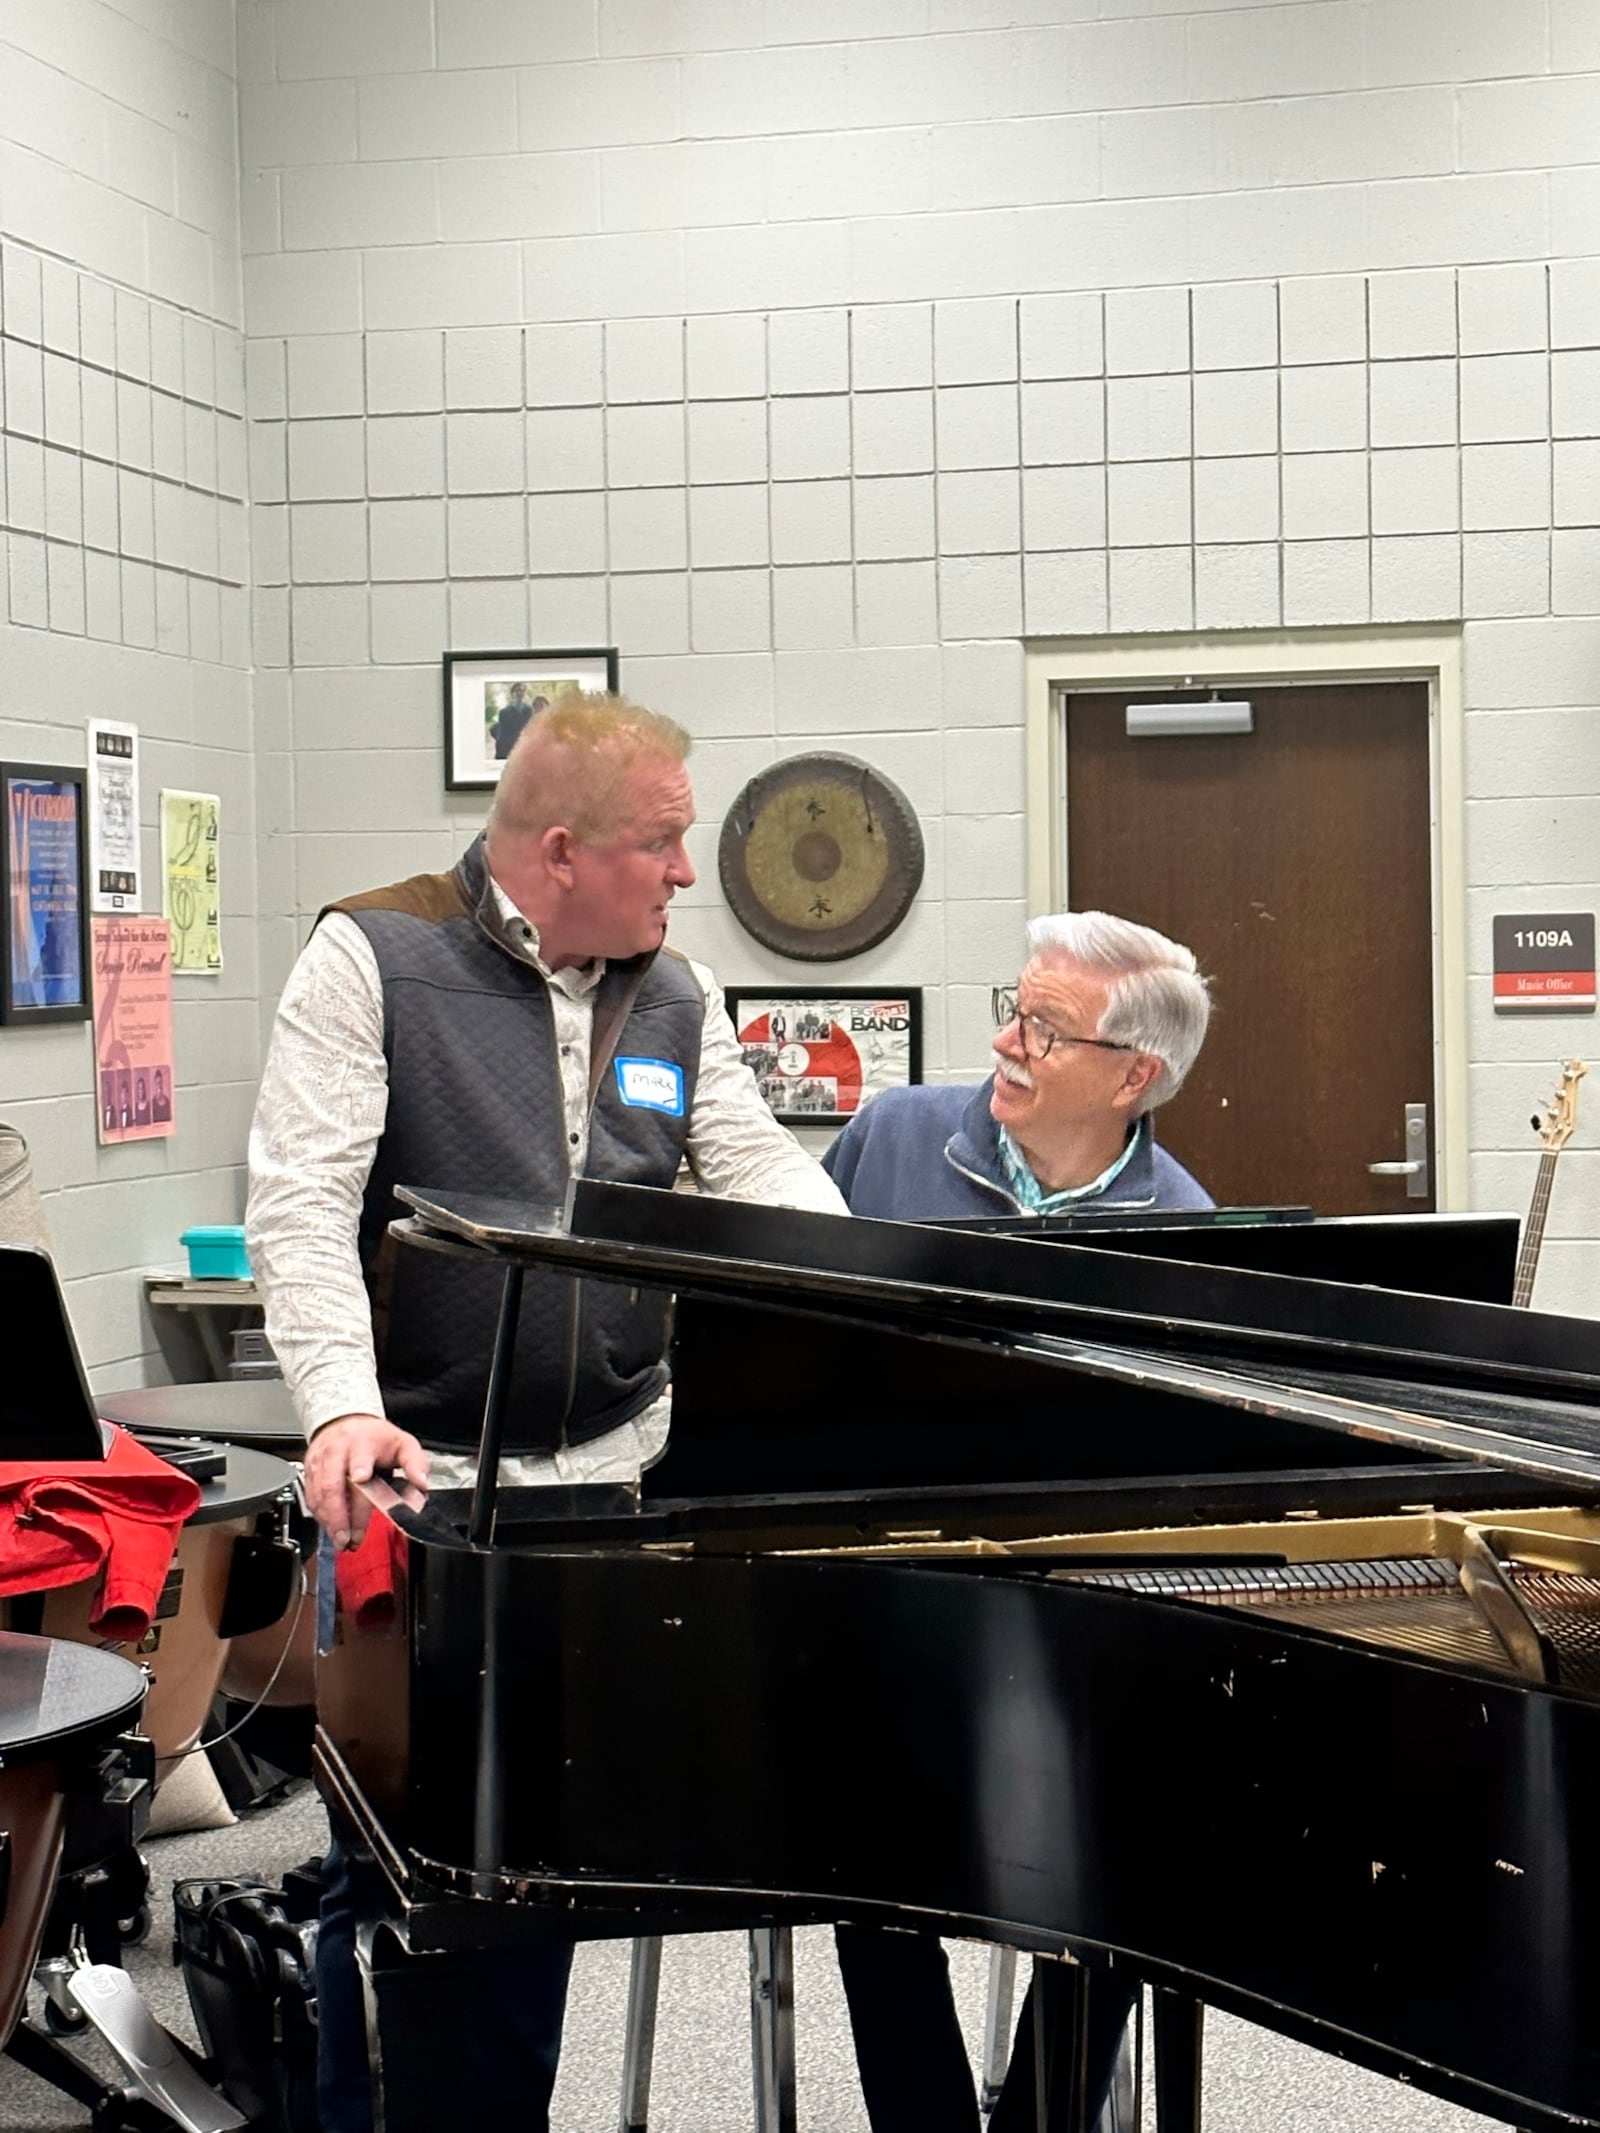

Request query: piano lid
[
  {"left": 931, "top": 1209, "right": 1521, "bottom": 1307},
  {"left": 390, "top": 1181, "right": 1600, "bottom": 1491}
]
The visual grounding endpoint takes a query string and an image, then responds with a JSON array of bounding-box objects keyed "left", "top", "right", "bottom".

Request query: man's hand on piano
[{"left": 306, "top": 1413, "right": 431, "bottom": 1549}]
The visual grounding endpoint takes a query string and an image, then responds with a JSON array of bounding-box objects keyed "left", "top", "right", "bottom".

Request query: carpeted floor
[{"left": 0, "top": 1784, "right": 1511, "bottom": 2132}]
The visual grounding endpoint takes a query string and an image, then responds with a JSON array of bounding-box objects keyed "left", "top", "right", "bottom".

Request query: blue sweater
[{"left": 822, "top": 1078, "right": 1212, "bottom": 1221}]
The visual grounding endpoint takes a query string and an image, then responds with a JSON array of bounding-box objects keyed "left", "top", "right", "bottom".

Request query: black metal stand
[
  {"left": 1031, "top": 1956, "right": 1093, "bottom": 2133},
  {"left": 467, "top": 1264, "right": 523, "bottom": 1548}
]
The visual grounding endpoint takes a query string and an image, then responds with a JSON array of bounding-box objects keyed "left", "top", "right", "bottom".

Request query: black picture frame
[
  {"left": 442, "top": 646, "right": 620, "bottom": 791},
  {"left": 0, "top": 761, "right": 92, "bottom": 1025},
  {"left": 723, "top": 986, "right": 923, "bottom": 1125}
]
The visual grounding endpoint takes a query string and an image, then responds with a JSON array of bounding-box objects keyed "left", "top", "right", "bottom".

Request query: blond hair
[{"left": 487, "top": 690, "right": 691, "bottom": 843}]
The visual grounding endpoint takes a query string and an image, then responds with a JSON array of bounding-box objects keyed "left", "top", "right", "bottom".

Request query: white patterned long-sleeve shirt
[{"left": 246, "top": 894, "right": 845, "bottom": 1484}]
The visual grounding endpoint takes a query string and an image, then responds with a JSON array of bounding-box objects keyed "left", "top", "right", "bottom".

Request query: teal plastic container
[{"left": 180, "top": 1225, "right": 251, "bottom": 1280}]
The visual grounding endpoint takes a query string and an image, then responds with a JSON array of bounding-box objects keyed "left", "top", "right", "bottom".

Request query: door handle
[{"left": 1368, "top": 1103, "right": 1429, "bottom": 1200}]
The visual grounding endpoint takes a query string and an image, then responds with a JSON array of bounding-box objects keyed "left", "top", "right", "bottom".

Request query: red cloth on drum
[
  {"left": 0, "top": 1425, "right": 202, "bottom": 1639},
  {"left": 333, "top": 1511, "right": 406, "bottom": 1631}
]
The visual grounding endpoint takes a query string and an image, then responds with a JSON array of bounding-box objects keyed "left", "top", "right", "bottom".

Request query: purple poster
[{"left": 2, "top": 766, "right": 89, "bottom": 1023}]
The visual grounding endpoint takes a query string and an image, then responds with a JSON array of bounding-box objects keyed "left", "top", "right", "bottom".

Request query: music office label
[{"left": 1492, "top": 913, "right": 1595, "bottom": 1012}]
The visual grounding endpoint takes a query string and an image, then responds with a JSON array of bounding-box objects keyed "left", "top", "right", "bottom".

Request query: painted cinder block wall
[
  {"left": 0, "top": 0, "right": 258, "bottom": 1385},
  {"left": 4, "top": 1, "right": 1596, "bottom": 1361},
  {"left": 238, "top": 0, "right": 1600, "bottom": 1314}
]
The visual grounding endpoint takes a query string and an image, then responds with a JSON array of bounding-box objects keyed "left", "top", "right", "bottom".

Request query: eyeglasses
[{"left": 991, "top": 985, "right": 1135, "bottom": 1063}]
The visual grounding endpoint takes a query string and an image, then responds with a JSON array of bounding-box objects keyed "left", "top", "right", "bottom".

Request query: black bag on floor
[{"left": 172, "top": 1861, "right": 322, "bottom": 2133}]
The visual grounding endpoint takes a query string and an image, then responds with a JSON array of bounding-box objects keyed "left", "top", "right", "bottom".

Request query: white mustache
[{"left": 993, "top": 1058, "right": 1034, "bottom": 1090}]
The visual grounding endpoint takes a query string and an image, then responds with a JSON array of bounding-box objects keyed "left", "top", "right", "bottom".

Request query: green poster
[{"left": 160, "top": 789, "right": 221, "bottom": 974}]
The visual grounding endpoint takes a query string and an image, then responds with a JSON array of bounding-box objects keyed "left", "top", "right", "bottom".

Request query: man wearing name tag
[{"left": 247, "top": 692, "right": 844, "bottom": 2133}]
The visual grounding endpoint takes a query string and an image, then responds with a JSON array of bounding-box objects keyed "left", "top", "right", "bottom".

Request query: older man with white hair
[
  {"left": 824, "top": 908, "right": 1213, "bottom": 1222},
  {"left": 826, "top": 908, "right": 1212, "bottom": 2133}
]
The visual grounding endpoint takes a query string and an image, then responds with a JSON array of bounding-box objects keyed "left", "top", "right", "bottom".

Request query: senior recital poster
[
  {"left": 92, "top": 916, "right": 176, "bottom": 1144},
  {"left": 160, "top": 788, "right": 222, "bottom": 973}
]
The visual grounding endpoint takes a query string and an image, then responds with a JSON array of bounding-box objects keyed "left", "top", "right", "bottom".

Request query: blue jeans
[
  {"left": 836, "top": 1924, "right": 1134, "bottom": 2133},
  {"left": 836, "top": 1923, "right": 982, "bottom": 2130},
  {"left": 315, "top": 1838, "right": 573, "bottom": 2133}
]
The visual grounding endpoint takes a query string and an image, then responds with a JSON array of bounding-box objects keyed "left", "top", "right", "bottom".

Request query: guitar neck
[{"left": 1513, "top": 1150, "right": 1559, "bottom": 1308}]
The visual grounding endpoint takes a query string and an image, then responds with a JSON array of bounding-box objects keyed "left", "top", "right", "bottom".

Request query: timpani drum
[
  {"left": 31, "top": 1444, "right": 300, "bottom": 1758},
  {"left": 0, "top": 1634, "right": 145, "bottom": 2045},
  {"left": 98, "top": 1388, "right": 314, "bottom": 1715},
  {"left": 95, "top": 1382, "right": 299, "bottom": 1459}
]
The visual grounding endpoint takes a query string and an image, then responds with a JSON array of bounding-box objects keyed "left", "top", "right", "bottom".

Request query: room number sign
[{"left": 1492, "top": 912, "right": 1595, "bottom": 1012}]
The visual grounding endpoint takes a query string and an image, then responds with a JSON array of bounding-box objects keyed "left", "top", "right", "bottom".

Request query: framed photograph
[
  {"left": 443, "top": 647, "right": 619, "bottom": 791},
  {"left": 1, "top": 761, "right": 92, "bottom": 1025},
  {"left": 724, "top": 988, "right": 922, "bottom": 1124}
]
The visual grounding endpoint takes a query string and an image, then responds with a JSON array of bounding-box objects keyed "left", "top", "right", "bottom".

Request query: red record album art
[{"left": 725, "top": 990, "right": 922, "bottom": 1123}]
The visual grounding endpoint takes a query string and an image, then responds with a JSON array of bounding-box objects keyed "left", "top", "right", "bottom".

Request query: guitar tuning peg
[{"left": 1530, "top": 1114, "right": 1542, "bottom": 1131}]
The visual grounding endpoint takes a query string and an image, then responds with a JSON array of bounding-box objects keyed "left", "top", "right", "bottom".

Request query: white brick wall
[
  {"left": 0, "top": 4, "right": 256, "bottom": 1380},
  {"left": 223, "top": 5, "right": 1600, "bottom": 1294},
  {"left": 25, "top": 0, "right": 1600, "bottom": 1314}
]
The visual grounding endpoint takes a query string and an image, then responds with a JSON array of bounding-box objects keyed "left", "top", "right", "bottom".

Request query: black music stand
[{"left": 0, "top": 1243, "right": 109, "bottom": 1461}]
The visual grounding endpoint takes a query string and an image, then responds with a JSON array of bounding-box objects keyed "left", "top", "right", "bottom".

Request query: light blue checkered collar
[{"left": 996, "top": 1123, "right": 1139, "bottom": 1214}]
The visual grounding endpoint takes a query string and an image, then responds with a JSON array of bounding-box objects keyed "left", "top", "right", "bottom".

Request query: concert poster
[
  {"left": 724, "top": 988, "right": 922, "bottom": 1124},
  {"left": 160, "top": 788, "right": 222, "bottom": 973},
  {"left": 91, "top": 915, "right": 176, "bottom": 1144},
  {"left": 1, "top": 762, "right": 91, "bottom": 1024},
  {"left": 87, "top": 719, "right": 142, "bottom": 912}
]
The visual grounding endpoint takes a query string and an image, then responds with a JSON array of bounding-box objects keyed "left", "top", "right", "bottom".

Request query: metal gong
[{"left": 718, "top": 754, "right": 925, "bottom": 962}]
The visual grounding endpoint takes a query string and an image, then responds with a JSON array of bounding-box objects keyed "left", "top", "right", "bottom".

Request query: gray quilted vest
[{"left": 327, "top": 834, "right": 704, "bottom": 1457}]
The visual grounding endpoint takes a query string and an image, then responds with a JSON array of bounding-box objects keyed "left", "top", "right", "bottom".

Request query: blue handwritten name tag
[{"left": 614, "top": 1056, "right": 686, "bottom": 1115}]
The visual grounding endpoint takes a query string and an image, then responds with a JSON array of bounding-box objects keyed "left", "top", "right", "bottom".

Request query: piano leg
[
  {"left": 749, "top": 1925, "right": 796, "bottom": 2133},
  {"left": 993, "top": 1957, "right": 1137, "bottom": 2133},
  {"left": 1151, "top": 1988, "right": 1204, "bottom": 2133},
  {"left": 1028, "top": 1956, "right": 1096, "bottom": 2133},
  {"left": 360, "top": 1920, "right": 572, "bottom": 2133},
  {"left": 620, "top": 1936, "right": 663, "bottom": 2132}
]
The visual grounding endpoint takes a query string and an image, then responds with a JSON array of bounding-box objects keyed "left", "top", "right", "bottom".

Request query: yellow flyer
[{"left": 160, "top": 789, "right": 222, "bottom": 974}]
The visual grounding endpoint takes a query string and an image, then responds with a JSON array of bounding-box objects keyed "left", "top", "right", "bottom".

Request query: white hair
[{"left": 1025, "top": 910, "right": 1211, "bottom": 1113}]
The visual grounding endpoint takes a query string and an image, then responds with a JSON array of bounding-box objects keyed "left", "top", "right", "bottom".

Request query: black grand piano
[{"left": 315, "top": 1185, "right": 1600, "bottom": 2132}]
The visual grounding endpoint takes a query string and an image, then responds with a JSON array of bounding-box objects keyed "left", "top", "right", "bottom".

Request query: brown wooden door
[{"left": 1064, "top": 683, "right": 1434, "bottom": 1216}]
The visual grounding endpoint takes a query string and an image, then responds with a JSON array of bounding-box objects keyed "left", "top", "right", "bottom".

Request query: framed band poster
[
  {"left": 1, "top": 762, "right": 91, "bottom": 1025},
  {"left": 724, "top": 988, "right": 922, "bottom": 1123}
]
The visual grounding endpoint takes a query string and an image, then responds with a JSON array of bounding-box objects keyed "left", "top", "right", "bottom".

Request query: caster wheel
[
  {"left": 43, "top": 1993, "right": 88, "bottom": 2036},
  {"left": 117, "top": 1904, "right": 152, "bottom": 1948}
]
